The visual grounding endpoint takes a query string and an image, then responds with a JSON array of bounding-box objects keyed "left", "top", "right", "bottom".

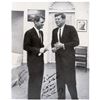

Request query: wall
[
  {"left": 12, "top": 11, "right": 24, "bottom": 53},
  {"left": 12, "top": 11, "right": 24, "bottom": 67}
]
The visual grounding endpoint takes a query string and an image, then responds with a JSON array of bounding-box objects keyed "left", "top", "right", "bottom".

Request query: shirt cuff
[{"left": 62, "top": 44, "right": 65, "bottom": 50}]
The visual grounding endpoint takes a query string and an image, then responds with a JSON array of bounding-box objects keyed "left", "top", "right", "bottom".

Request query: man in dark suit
[
  {"left": 23, "top": 15, "right": 48, "bottom": 99},
  {"left": 51, "top": 13, "right": 79, "bottom": 99}
]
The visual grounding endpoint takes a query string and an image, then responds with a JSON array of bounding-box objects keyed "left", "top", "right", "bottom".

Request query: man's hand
[
  {"left": 39, "top": 47, "right": 48, "bottom": 56},
  {"left": 40, "top": 47, "right": 48, "bottom": 53},
  {"left": 54, "top": 42, "right": 65, "bottom": 50},
  {"left": 52, "top": 47, "right": 57, "bottom": 53},
  {"left": 40, "top": 48, "right": 45, "bottom": 54},
  {"left": 44, "top": 48, "right": 49, "bottom": 53}
]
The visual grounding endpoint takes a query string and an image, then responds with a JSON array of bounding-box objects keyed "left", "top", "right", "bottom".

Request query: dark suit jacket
[
  {"left": 23, "top": 27, "right": 44, "bottom": 75},
  {"left": 51, "top": 24, "right": 79, "bottom": 69}
]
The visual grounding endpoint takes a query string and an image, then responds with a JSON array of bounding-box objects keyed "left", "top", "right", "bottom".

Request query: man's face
[
  {"left": 55, "top": 15, "right": 65, "bottom": 27},
  {"left": 35, "top": 17, "right": 45, "bottom": 30}
]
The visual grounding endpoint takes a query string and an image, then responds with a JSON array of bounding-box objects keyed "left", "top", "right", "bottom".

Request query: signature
[{"left": 41, "top": 73, "right": 63, "bottom": 98}]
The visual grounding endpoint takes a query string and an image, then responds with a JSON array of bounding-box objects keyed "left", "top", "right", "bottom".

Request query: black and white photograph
[{"left": 11, "top": 2, "right": 89, "bottom": 100}]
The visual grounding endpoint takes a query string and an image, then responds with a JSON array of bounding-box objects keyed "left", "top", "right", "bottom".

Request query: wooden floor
[{"left": 12, "top": 63, "right": 89, "bottom": 100}]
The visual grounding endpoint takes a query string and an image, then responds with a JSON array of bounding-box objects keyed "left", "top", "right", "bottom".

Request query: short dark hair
[
  {"left": 55, "top": 13, "right": 66, "bottom": 19},
  {"left": 33, "top": 15, "right": 45, "bottom": 22}
]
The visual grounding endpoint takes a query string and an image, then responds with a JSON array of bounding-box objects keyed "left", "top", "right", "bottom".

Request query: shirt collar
[
  {"left": 34, "top": 26, "right": 42, "bottom": 38},
  {"left": 59, "top": 24, "right": 65, "bottom": 30},
  {"left": 34, "top": 26, "right": 39, "bottom": 33}
]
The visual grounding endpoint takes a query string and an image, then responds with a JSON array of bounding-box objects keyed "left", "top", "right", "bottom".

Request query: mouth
[{"left": 56, "top": 22, "right": 60, "bottom": 26}]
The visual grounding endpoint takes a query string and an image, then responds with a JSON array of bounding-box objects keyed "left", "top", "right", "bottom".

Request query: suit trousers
[
  {"left": 56, "top": 54, "right": 78, "bottom": 99},
  {"left": 28, "top": 70, "right": 43, "bottom": 99}
]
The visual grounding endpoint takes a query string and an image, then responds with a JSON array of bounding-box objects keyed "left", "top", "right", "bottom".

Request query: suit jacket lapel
[
  {"left": 56, "top": 28, "right": 59, "bottom": 42},
  {"left": 61, "top": 25, "right": 66, "bottom": 41}
]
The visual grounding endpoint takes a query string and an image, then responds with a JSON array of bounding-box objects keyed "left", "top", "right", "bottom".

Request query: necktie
[
  {"left": 38, "top": 30, "right": 42, "bottom": 43},
  {"left": 59, "top": 28, "right": 61, "bottom": 42}
]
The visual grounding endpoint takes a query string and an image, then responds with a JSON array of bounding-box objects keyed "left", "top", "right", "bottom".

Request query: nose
[
  {"left": 56, "top": 20, "right": 59, "bottom": 24},
  {"left": 56, "top": 19, "right": 58, "bottom": 22}
]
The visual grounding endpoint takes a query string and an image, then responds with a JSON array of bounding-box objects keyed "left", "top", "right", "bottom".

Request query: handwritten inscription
[
  {"left": 41, "top": 73, "right": 63, "bottom": 98},
  {"left": 41, "top": 73, "right": 57, "bottom": 98}
]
